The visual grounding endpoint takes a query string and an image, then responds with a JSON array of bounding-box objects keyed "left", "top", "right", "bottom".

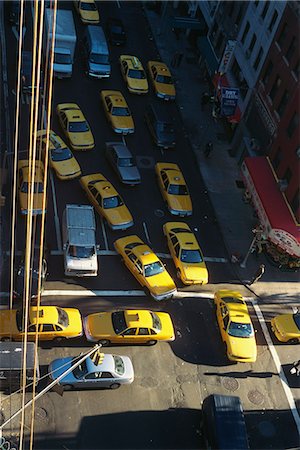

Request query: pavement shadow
[{"left": 204, "top": 370, "right": 277, "bottom": 379}]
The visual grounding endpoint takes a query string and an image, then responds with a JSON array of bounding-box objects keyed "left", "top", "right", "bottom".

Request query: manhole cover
[
  {"left": 258, "top": 420, "right": 276, "bottom": 437},
  {"left": 35, "top": 407, "right": 48, "bottom": 422},
  {"left": 154, "top": 209, "right": 165, "bottom": 218},
  {"left": 136, "top": 156, "right": 155, "bottom": 169},
  {"left": 248, "top": 389, "right": 264, "bottom": 405},
  {"left": 221, "top": 377, "right": 239, "bottom": 392}
]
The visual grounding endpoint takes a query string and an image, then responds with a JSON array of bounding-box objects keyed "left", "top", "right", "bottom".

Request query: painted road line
[
  {"left": 40, "top": 289, "right": 215, "bottom": 298},
  {"left": 100, "top": 219, "right": 109, "bottom": 251},
  {"left": 251, "top": 298, "right": 300, "bottom": 435},
  {"left": 204, "top": 256, "right": 228, "bottom": 263},
  {"left": 143, "top": 221, "right": 151, "bottom": 245},
  {"left": 49, "top": 171, "right": 62, "bottom": 251}
]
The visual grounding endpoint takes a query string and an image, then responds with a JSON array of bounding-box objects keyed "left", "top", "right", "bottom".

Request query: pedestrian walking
[
  {"left": 204, "top": 141, "right": 213, "bottom": 158},
  {"left": 249, "top": 264, "right": 265, "bottom": 285}
]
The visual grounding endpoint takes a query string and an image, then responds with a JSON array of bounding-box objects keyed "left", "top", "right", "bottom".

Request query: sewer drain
[
  {"left": 154, "top": 209, "right": 165, "bottom": 218},
  {"left": 221, "top": 377, "right": 239, "bottom": 392},
  {"left": 136, "top": 156, "right": 154, "bottom": 169},
  {"left": 248, "top": 389, "right": 264, "bottom": 405},
  {"left": 35, "top": 407, "right": 48, "bottom": 422},
  {"left": 258, "top": 420, "right": 276, "bottom": 438}
]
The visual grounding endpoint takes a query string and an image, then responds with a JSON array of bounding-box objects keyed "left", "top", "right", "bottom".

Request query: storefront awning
[
  {"left": 213, "top": 73, "right": 242, "bottom": 123},
  {"left": 241, "top": 156, "right": 300, "bottom": 257}
]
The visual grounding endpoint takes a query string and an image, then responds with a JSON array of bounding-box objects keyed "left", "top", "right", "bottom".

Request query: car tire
[
  {"left": 146, "top": 340, "right": 157, "bottom": 346},
  {"left": 98, "top": 339, "right": 110, "bottom": 347},
  {"left": 110, "top": 383, "right": 120, "bottom": 390},
  {"left": 63, "top": 384, "right": 73, "bottom": 391},
  {"left": 54, "top": 337, "right": 65, "bottom": 343}
]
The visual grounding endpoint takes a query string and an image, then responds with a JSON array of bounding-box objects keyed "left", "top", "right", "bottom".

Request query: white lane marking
[
  {"left": 49, "top": 171, "right": 62, "bottom": 251},
  {"left": 143, "top": 221, "right": 151, "bottom": 245},
  {"left": 205, "top": 256, "right": 228, "bottom": 263},
  {"left": 100, "top": 219, "right": 109, "bottom": 251},
  {"left": 250, "top": 298, "right": 300, "bottom": 435},
  {"left": 39, "top": 290, "right": 215, "bottom": 298},
  {"left": 121, "top": 135, "right": 126, "bottom": 145}
]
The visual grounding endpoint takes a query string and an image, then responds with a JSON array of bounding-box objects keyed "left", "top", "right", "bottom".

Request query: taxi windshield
[
  {"left": 112, "top": 311, "right": 127, "bottom": 334},
  {"left": 228, "top": 322, "right": 254, "bottom": 338},
  {"left": 21, "top": 182, "right": 44, "bottom": 194},
  {"left": 69, "top": 121, "right": 89, "bottom": 133},
  {"left": 150, "top": 312, "right": 162, "bottom": 331},
  {"left": 103, "top": 195, "right": 123, "bottom": 209},
  {"left": 128, "top": 69, "right": 146, "bottom": 79},
  {"left": 81, "top": 2, "right": 97, "bottom": 11},
  {"left": 168, "top": 184, "right": 188, "bottom": 195},
  {"left": 56, "top": 307, "right": 69, "bottom": 328},
  {"left": 111, "top": 106, "right": 130, "bottom": 117},
  {"left": 51, "top": 147, "right": 72, "bottom": 162},
  {"left": 144, "top": 261, "right": 164, "bottom": 277},
  {"left": 156, "top": 74, "right": 173, "bottom": 84},
  {"left": 180, "top": 249, "right": 202, "bottom": 263}
]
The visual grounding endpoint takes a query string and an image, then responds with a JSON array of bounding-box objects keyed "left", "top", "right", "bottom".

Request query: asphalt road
[{"left": 1, "top": 2, "right": 299, "bottom": 450}]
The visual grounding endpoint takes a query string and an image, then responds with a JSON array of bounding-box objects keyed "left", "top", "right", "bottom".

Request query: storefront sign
[
  {"left": 254, "top": 94, "right": 277, "bottom": 136},
  {"left": 269, "top": 229, "right": 300, "bottom": 257},
  {"left": 221, "top": 87, "right": 239, "bottom": 117},
  {"left": 218, "top": 40, "right": 236, "bottom": 74}
]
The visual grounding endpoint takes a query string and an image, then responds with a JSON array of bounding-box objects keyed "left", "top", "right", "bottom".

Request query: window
[
  {"left": 253, "top": 47, "right": 263, "bottom": 70},
  {"left": 268, "top": 9, "right": 278, "bottom": 32},
  {"left": 223, "top": 315, "right": 229, "bottom": 329},
  {"left": 273, "top": 147, "right": 282, "bottom": 169},
  {"left": 241, "top": 22, "right": 250, "bottom": 44},
  {"left": 291, "top": 189, "right": 300, "bottom": 216},
  {"left": 138, "top": 328, "right": 149, "bottom": 335},
  {"left": 286, "top": 37, "right": 296, "bottom": 63},
  {"left": 261, "top": 1, "right": 270, "bottom": 19},
  {"left": 42, "top": 324, "right": 55, "bottom": 332},
  {"left": 287, "top": 113, "right": 299, "bottom": 138},
  {"left": 122, "top": 328, "right": 136, "bottom": 336},
  {"left": 283, "top": 168, "right": 292, "bottom": 184},
  {"left": 248, "top": 34, "right": 257, "bottom": 52},
  {"left": 269, "top": 75, "right": 281, "bottom": 101},
  {"left": 262, "top": 60, "right": 273, "bottom": 84},
  {"left": 277, "top": 22, "right": 287, "bottom": 47},
  {"left": 276, "top": 90, "right": 289, "bottom": 117}
]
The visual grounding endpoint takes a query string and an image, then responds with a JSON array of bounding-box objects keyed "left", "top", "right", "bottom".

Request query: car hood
[
  {"left": 128, "top": 78, "right": 148, "bottom": 92},
  {"left": 228, "top": 335, "right": 257, "bottom": 361},
  {"left": 157, "top": 130, "right": 176, "bottom": 145},
  {"left": 181, "top": 264, "right": 208, "bottom": 283},
  {"left": 66, "top": 255, "right": 97, "bottom": 271},
  {"left": 274, "top": 315, "right": 300, "bottom": 337},
  {"left": 49, "top": 357, "right": 77, "bottom": 383},
  {"left": 52, "top": 159, "right": 81, "bottom": 177},
  {"left": 0, "top": 310, "right": 19, "bottom": 336},
  {"left": 111, "top": 116, "right": 134, "bottom": 131},
  {"left": 86, "top": 313, "right": 115, "bottom": 338},
  {"left": 53, "top": 62, "right": 72, "bottom": 73},
  {"left": 147, "top": 271, "right": 176, "bottom": 295},
  {"left": 105, "top": 205, "right": 133, "bottom": 227},
  {"left": 118, "top": 166, "right": 141, "bottom": 183},
  {"left": 70, "top": 130, "right": 94, "bottom": 148},
  {"left": 20, "top": 192, "right": 44, "bottom": 213},
  {"left": 89, "top": 61, "right": 111, "bottom": 75},
  {"left": 156, "top": 312, "right": 175, "bottom": 340},
  {"left": 168, "top": 195, "right": 192, "bottom": 213},
  {"left": 80, "top": 11, "right": 99, "bottom": 23},
  {"left": 156, "top": 83, "right": 176, "bottom": 97}
]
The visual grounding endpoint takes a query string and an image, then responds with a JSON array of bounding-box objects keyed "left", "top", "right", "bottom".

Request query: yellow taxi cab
[
  {"left": 271, "top": 312, "right": 300, "bottom": 343},
  {"left": 147, "top": 60, "right": 175, "bottom": 100},
  {"left": 214, "top": 290, "right": 257, "bottom": 363},
  {"left": 114, "top": 235, "right": 177, "bottom": 301},
  {"left": 36, "top": 130, "right": 81, "bottom": 181},
  {"left": 100, "top": 90, "right": 135, "bottom": 134},
  {"left": 80, "top": 173, "right": 134, "bottom": 230},
  {"left": 0, "top": 306, "right": 82, "bottom": 341},
  {"left": 56, "top": 103, "right": 94, "bottom": 151},
  {"left": 119, "top": 55, "right": 148, "bottom": 94},
  {"left": 83, "top": 309, "right": 175, "bottom": 346},
  {"left": 163, "top": 222, "right": 208, "bottom": 285},
  {"left": 73, "top": 0, "right": 100, "bottom": 24},
  {"left": 18, "top": 159, "right": 46, "bottom": 216},
  {"left": 155, "top": 162, "right": 192, "bottom": 217}
]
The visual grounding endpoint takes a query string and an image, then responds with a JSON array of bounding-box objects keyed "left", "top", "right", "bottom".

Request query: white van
[{"left": 83, "top": 25, "right": 111, "bottom": 79}]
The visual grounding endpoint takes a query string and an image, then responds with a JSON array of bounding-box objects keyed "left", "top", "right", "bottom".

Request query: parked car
[
  {"left": 271, "top": 312, "right": 300, "bottom": 343},
  {"left": 105, "top": 17, "right": 126, "bottom": 45},
  {"left": 145, "top": 103, "right": 175, "bottom": 148},
  {"left": 49, "top": 351, "right": 134, "bottom": 390},
  {"left": 105, "top": 142, "right": 141, "bottom": 186}
]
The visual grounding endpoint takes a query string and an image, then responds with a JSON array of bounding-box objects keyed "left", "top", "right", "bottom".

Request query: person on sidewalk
[
  {"left": 249, "top": 264, "right": 265, "bottom": 285},
  {"left": 204, "top": 141, "right": 213, "bottom": 158}
]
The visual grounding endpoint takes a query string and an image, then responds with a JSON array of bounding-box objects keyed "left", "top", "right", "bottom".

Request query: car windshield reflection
[{"left": 228, "top": 322, "right": 254, "bottom": 338}]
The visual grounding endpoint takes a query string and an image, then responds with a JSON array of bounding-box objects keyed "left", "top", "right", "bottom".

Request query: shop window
[
  {"left": 272, "top": 147, "right": 282, "bottom": 169},
  {"left": 241, "top": 21, "right": 250, "bottom": 44},
  {"left": 292, "top": 59, "right": 300, "bottom": 80},
  {"left": 253, "top": 47, "right": 263, "bottom": 71},
  {"left": 248, "top": 34, "right": 257, "bottom": 52},
  {"left": 287, "top": 113, "right": 299, "bottom": 138},
  {"left": 269, "top": 75, "right": 281, "bottom": 101},
  {"left": 285, "top": 37, "right": 296, "bottom": 63},
  {"left": 261, "top": 1, "right": 270, "bottom": 19},
  {"left": 268, "top": 9, "right": 278, "bottom": 32},
  {"left": 277, "top": 22, "right": 287, "bottom": 47},
  {"left": 276, "top": 90, "right": 289, "bottom": 118},
  {"left": 291, "top": 189, "right": 300, "bottom": 216},
  {"left": 262, "top": 60, "right": 273, "bottom": 84},
  {"left": 283, "top": 168, "right": 292, "bottom": 184}
]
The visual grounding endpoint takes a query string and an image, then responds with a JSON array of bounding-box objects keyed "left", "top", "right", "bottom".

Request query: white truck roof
[
  {"left": 65, "top": 204, "right": 96, "bottom": 246},
  {"left": 45, "top": 8, "right": 76, "bottom": 40}
]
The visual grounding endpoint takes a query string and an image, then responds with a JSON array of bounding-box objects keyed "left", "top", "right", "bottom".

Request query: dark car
[
  {"left": 105, "top": 18, "right": 126, "bottom": 45},
  {"left": 21, "top": 51, "right": 44, "bottom": 95},
  {"left": 201, "top": 394, "right": 250, "bottom": 449},
  {"left": 145, "top": 103, "right": 176, "bottom": 149},
  {"left": 105, "top": 142, "right": 141, "bottom": 186}
]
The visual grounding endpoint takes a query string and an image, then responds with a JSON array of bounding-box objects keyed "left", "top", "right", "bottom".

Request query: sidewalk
[{"left": 144, "top": 5, "right": 299, "bottom": 301}]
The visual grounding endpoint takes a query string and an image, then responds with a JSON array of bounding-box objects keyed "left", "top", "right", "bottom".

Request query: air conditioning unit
[{"left": 245, "top": 49, "right": 251, "bottom": 59}]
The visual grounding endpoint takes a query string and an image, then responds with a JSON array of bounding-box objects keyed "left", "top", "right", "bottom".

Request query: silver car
[
  {"left": 105, "top": 142, "right": 141, "bottom": 185},
  {"left": 49, "top": 352, "right": 134, "bottom": 390}
]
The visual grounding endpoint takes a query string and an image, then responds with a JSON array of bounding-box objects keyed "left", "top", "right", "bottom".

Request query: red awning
[
  {"left": 212, "top": 73, "right": 242, "bottom": 123},
  {"left": 241, "top": 156, "right": 300, "bottom": 257}
]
